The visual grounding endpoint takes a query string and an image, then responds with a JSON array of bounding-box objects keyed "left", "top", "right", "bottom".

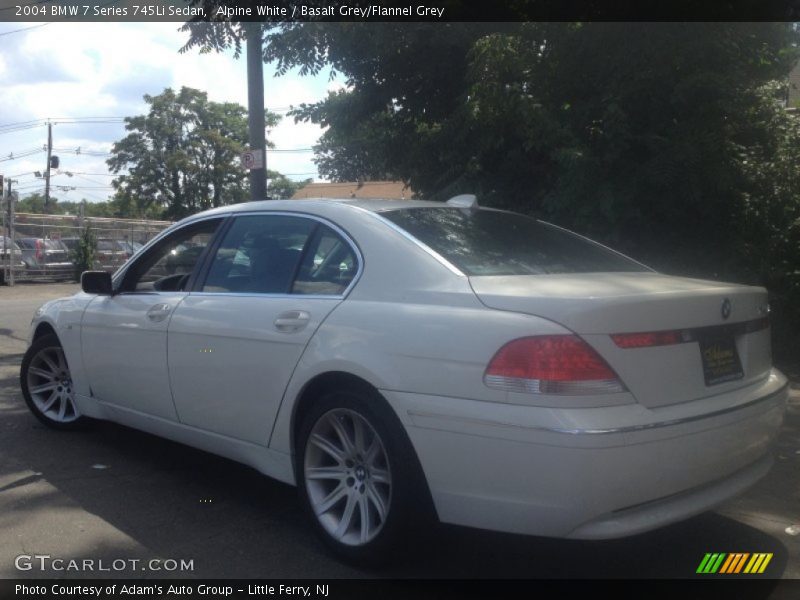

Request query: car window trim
[
  {"left": 350, "top": 205, "right": 465, "bottom": 277},
  {"left": 115, "top": 215, "right": 227, "bottom": 294},
  {"left": 288, "top": 221, "right": 321, "bottom": 291},
  {"left": 188, "top": 214, "right": 236, "bottom": 293},
  {"left": 191, "top": 211, "right": 363, "bottom": 299}
]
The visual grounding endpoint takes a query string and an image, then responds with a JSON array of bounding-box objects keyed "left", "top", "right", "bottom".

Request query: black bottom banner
[{"left": 1, "top": 579, "right": 799, "bottom": 600}]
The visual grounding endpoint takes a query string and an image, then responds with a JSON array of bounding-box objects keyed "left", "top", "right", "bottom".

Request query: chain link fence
[{"left": 2, "top": 207, "right": 172, "bottom": 284}]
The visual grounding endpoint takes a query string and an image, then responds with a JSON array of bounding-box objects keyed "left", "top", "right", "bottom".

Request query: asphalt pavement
[{"left": 1, "top": 283, "right": 799, "bottom": 580}]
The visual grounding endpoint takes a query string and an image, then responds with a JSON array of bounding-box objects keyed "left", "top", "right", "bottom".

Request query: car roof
[
  {"left": 293, "top": 198, "right": 445, "bottom": 212},
  {"left": 190, "top": 198, "right": 448, "bottom": 219}
]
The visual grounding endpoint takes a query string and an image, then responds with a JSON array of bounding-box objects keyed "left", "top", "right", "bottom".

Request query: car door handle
[
  {"left": 146, "top": 303, "right": 172, "bottom": 322},
  {"left": 274, "top": 310, "right": 310, "bottom": 333}
]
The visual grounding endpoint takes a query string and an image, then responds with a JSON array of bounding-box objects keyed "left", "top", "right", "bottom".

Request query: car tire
[
  {"left": 296, "top": 387, "right": 433, "bottom": 565},
  {"left": 20, "top": 333, "right": 88, "bottom": 430}
]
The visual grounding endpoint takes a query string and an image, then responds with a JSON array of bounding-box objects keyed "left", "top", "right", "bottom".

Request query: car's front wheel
[
  {"left": 20, "top": 333, "right": 87, "bottom": 429},
  {"left": 296, "top": 388, "right": 431, "bottom": 565}
]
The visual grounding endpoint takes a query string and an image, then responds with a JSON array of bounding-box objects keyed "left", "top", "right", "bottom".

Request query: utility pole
[
  {"left": 246, "top": 22, "right": 267, "bottom": 201},
  {"left": 2, "top": 176, "right": 6, "bottom": 285},
  {"left": 6, "top": 177, "right": 15, "bottom": 286},
  {"left": 44, "top": 121, "right": 52, "bottom": 213}
]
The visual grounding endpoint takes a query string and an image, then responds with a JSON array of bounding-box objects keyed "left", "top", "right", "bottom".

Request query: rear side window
[
  {"left": 202, "top": 214, "right": 358, "bottom": 296},
  {"left": 382, "top": 208, "right": 647, "bottom": 276},
  {"left": 292, "top": 225, "right": 358, "bottom": 296}
]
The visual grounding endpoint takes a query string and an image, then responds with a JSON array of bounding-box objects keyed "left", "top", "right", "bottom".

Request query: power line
[
  {"left": 0, "top": 22, "right": 52, "bottom": 37},
  {"left": 0, "top": 0, "right": 122, "bottom": 37},
  {"left": 0, "top": 123, "right": 47, "bottom": 135},
  {"left": 0, "top": 111, "right": 293, "bottom": 129},
  {"left": 0, "top": 148, "right": 46, "bottom": 162},
  {"left": 0, "top": 0, "right": 52, "bottom": 12},
  {"left": 0, "top": 118, "right": 46, "bottom": 129},
  {"left": 0, "top": 117, "right": 125, "bottom": 126},
  {"left": 72, "top": 173, "right": 110, "bottom": 186},
  {"left": 62, "top": 171, "right": 121, "bottom": 177}
]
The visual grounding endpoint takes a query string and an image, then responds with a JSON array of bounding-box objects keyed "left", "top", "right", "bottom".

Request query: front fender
[{"left": 29, "top": 293, "right": 96, "bottom": 398}]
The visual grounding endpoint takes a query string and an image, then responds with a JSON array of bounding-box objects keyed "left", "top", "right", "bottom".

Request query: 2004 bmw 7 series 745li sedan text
[{"left": 20, "top": 195, "right": 788, "bottom": 563}]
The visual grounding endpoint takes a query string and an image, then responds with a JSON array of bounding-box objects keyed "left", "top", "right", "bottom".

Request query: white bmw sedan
[{"left": 21, "top": 197, "right": 787, "bottom": 563}]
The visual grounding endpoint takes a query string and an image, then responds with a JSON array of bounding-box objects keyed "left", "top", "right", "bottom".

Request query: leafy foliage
[
  {"left": 71, "top": 226, "right": 97, "bottom": 283},
  {"left": 16, "top": 194, "right": 118, "bottom": 217},
  {"left": 107, "top": 87, "right": 281, "bottom": 220},
  {"left": 268, "top": 170, "right": 311, "bottom": 199},
  {"left": 182, "top": 21, "right": 800, "bottom": 365}
]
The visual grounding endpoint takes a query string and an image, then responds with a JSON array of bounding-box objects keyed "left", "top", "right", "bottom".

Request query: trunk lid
[{"left": 470, "top": 272, "right": 772, "bottom": 407}]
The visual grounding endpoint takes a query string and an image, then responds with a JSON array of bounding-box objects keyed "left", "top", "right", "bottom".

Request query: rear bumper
[{"left": 383, "top": 369, "right": 787, "bottom": 538}]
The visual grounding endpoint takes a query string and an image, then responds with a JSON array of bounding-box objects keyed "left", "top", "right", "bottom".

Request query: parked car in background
[
  {"left": 15, "top": 237, "right": 72, "bottom": 279},
  {"left": 117, "top": 240, "right": 144, "bottom": 258},
  {"left": 94, "top": 238, "right": 129, "bottom": 271},
  {"left": 21, "top": 197, "right": 788, "bottom": 564},
  {"left": 0, "top": 236, "right": 26, "bottom": 284},
  {"left": 61, "top": 237, "right": 143, "bottom": 272}
]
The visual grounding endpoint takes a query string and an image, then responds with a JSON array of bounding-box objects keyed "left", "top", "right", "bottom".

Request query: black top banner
[{"left": 3, "top": 0, "right": 800, "bottom": 22}]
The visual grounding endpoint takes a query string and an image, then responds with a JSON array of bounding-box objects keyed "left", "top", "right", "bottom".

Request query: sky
[{"left": 0, "top": 21, "right": 337, "bottom": 203}]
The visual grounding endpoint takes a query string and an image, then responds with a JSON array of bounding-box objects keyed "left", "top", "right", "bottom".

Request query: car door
[
  {"left": 80, "top": 218, "right": 224, "bottom": 420},
  {"left": 167, "top": 212, "right": 360, "bottom": 444}
]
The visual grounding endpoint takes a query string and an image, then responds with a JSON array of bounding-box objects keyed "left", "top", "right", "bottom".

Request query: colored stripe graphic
[
  {"left": 697, "top": 552, "right": 773, "bottom": 575},
  {"left": 744, "top": 553, "right": 773, "bottom": 574},
  {"left": 697, "top": 553, "right": 726, "bottom": 574},
  {"left": 719, "top": 553, "right": 749, "bottom": 574}
]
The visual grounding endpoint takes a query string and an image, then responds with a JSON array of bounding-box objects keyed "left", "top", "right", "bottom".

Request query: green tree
[
  {"left": 271, "top": 24, "right": 798, "bottom": 266},
  {"left": 268, "top": 170, "right": 311, "bottom": 199},
  {"left": 16, "top": 193, "right": 58, "bottom": 213},
  {"left": 107, "top": 86, "right": 281, "bottom": 220},
  {"left": 16, "top": 193, "right": 124, "bottom": 217},
  {"left": 181, "top": 21, "right": 800, "bottom": 364},
  {"left": 71, "top": 226, "right": 97, "bottom": 282}
]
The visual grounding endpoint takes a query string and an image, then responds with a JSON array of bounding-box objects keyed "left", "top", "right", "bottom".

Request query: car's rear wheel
[
  {"left": 21, "top": 333, "right": 87, "bottom": 429},
  {"left": 296, "top": 388, "right": 431, "bottom": 565}
]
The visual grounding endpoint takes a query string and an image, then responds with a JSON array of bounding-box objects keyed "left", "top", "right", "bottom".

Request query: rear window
[
  {"left": 45, "top": 240, "right": 66, "bottom": 251},
  {"left": 381, "top": 208, "right": 647, "bottom": 276}
]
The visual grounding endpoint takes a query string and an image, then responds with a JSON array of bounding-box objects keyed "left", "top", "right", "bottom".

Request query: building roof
[{"left": 291, "top": 181, "right": 415, "bottom": 200}]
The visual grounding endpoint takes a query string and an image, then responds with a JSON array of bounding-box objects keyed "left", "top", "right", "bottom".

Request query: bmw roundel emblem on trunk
[{"left": 721, "top": 298, "right": 732, "bottom": 320}]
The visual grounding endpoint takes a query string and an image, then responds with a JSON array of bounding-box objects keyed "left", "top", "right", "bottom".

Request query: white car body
[{"left": 27, "top": 198, "right": 787, "bottom": 541}]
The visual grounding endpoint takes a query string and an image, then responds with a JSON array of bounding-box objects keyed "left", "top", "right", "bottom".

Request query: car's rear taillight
[{"left": 484, "top": 335, "right": 626, "bottom": 395}]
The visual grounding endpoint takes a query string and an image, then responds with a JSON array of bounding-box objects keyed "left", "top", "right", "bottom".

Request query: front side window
[
  {"left": 201, "top": 214, "right": 358, "bottom": 296},
  {"left": 203, "top": 215, "right": 315, "bottom": 294},
  {"left": 121, "top": 219, "right": 222, "bottom": 292}
]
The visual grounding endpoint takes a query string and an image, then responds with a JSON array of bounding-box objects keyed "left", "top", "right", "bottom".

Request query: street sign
[{"left": 241, "top": 149, "right": 263, "bottom": 170}]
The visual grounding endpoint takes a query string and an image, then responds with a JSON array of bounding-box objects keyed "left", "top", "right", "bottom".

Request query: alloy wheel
[
  {"left": 25, "top": 345, "right": 79, "bottom": 423},
  {"left": 304, "top": 408, "right": 392, "bottom": 546}
]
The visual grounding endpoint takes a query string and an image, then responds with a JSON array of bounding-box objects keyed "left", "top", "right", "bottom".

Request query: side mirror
[{"left": 81, "top": 271, "right": 113, "bottom": 295}]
